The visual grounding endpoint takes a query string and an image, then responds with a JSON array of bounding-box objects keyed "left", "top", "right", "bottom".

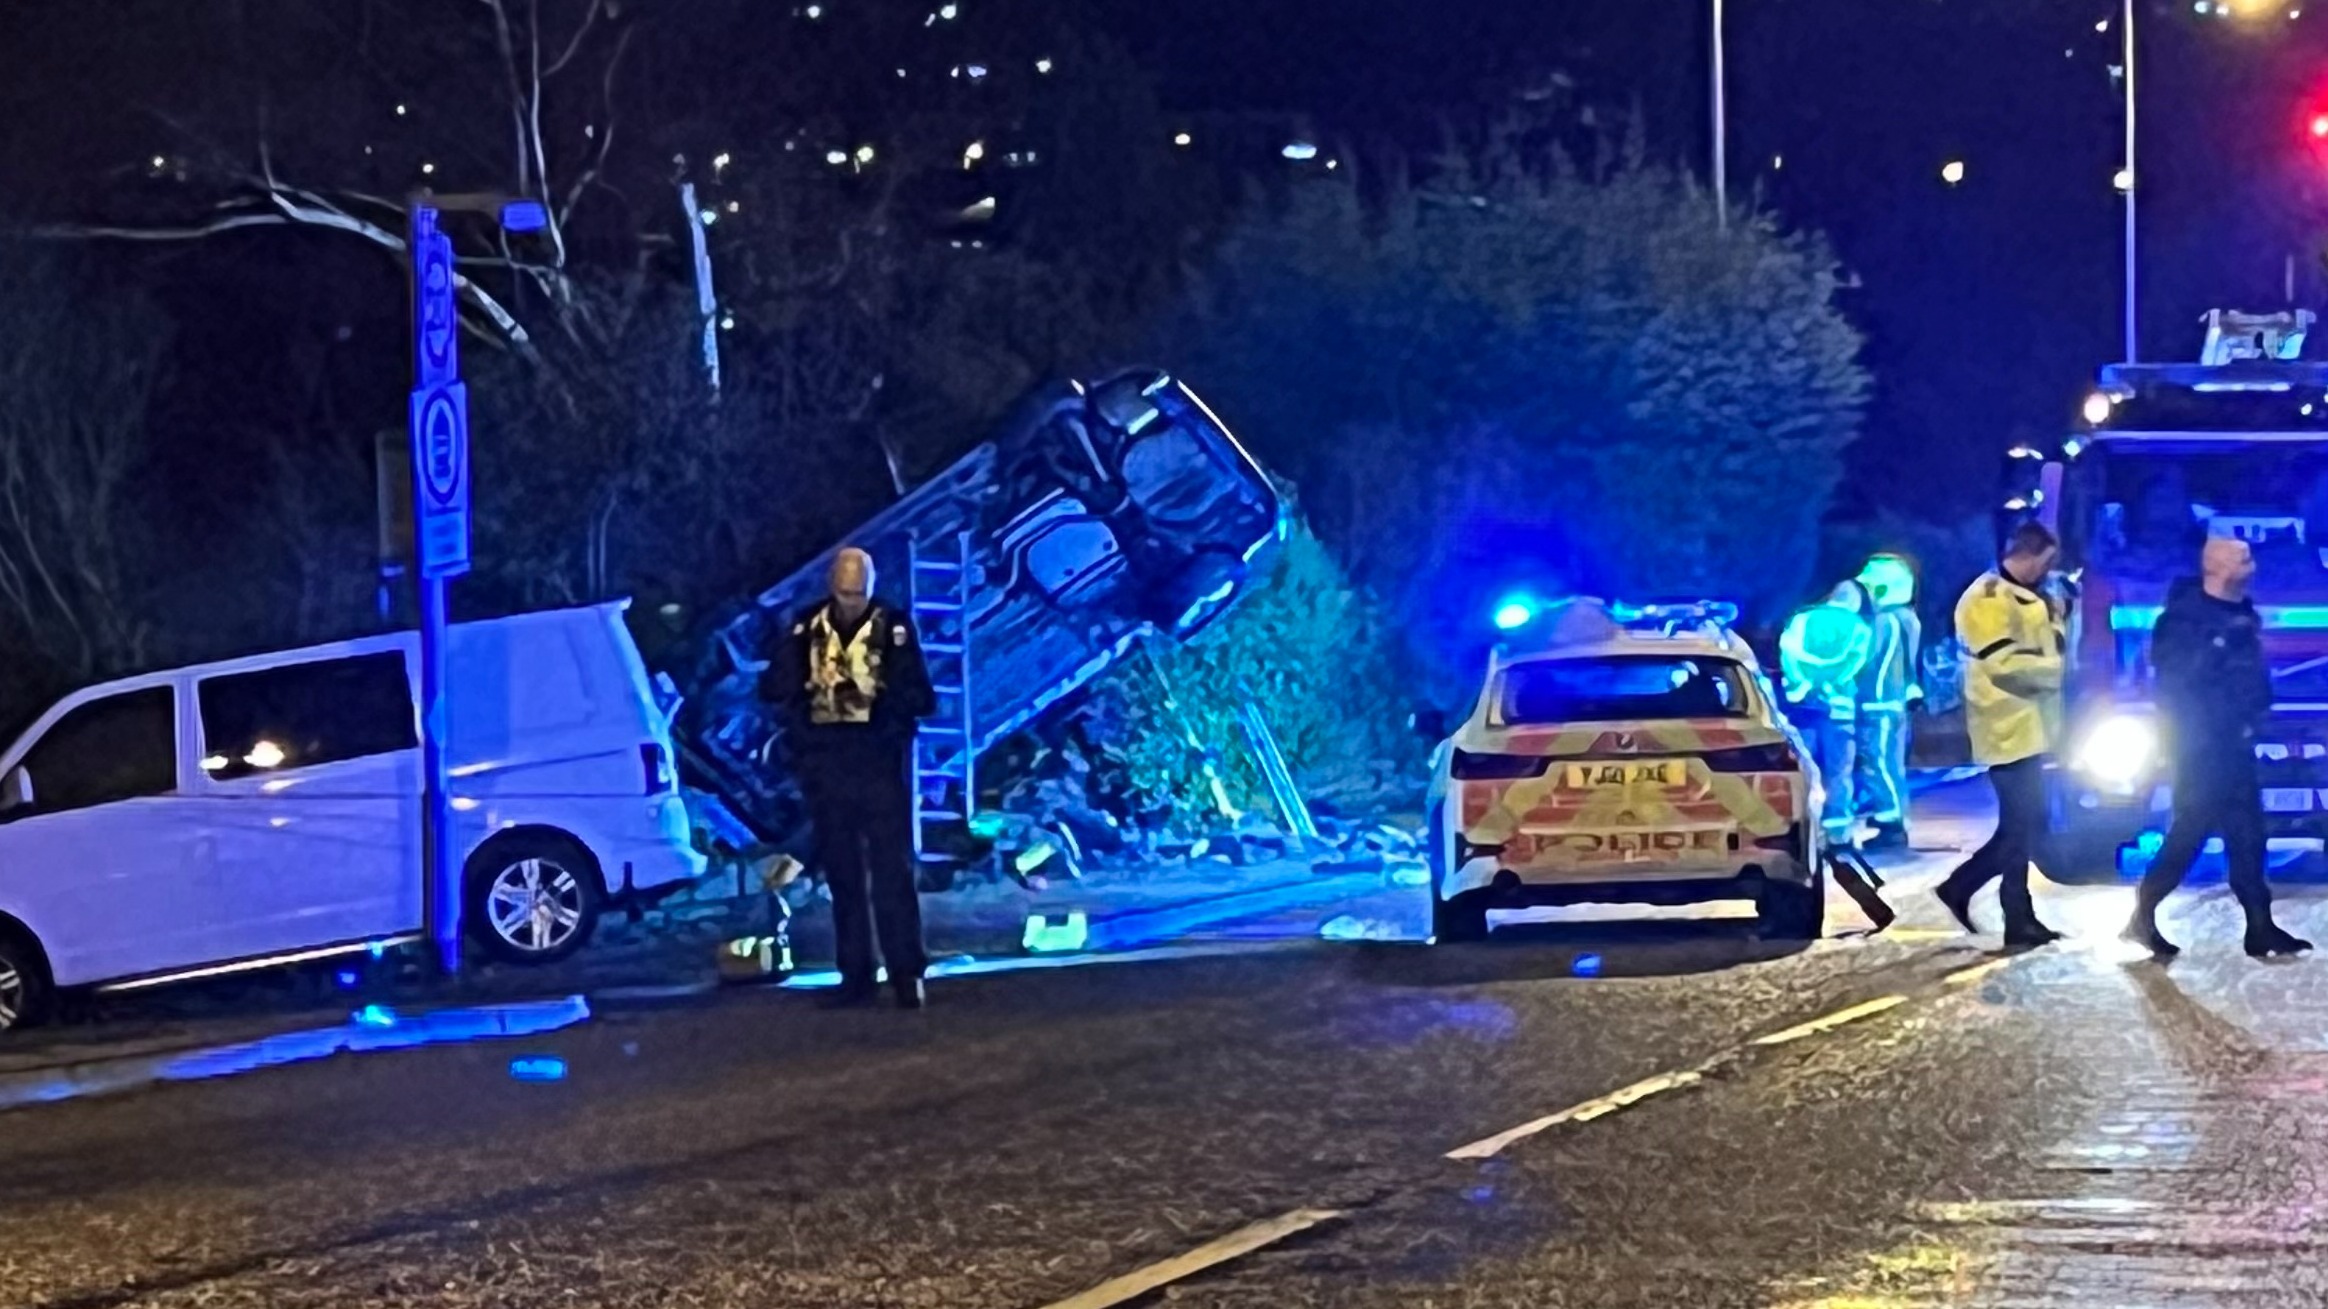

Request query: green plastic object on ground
[{"left": 1023, "top": 911, "right": 1090, "bottom": 953}]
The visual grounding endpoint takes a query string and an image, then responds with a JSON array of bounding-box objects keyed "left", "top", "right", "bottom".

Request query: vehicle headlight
[{"left": 2073, "top": 713, "right": 2157, "bottom": 793}]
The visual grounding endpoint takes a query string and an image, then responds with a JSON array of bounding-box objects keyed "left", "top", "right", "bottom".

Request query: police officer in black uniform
[
  {"left": 2124, "top": 537, "right": 2312, "bottom": 960},
  {"left": 772, "top": 547, "right": 937, "bottom": 1008}
]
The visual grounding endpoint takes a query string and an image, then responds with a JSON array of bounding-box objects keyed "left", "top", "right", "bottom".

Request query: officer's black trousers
[
  {"left": 1939, "top": 753, "right": 2046, "bottom": 931},
  {"left": 2137, "top": 745, "right": 2274, "bottom": 929},
  {"left": 800, "top": 736, "right": 928, "bottom": 990}
]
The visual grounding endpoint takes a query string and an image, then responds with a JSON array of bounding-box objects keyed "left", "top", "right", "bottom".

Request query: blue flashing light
[
  {"left": 2114, "top": 604, "right": 2328, "bottom": 631},
  {"left": 509, "top": 1056, "right": 568, "bottom": 1082},
  {"left": 367, "top": 940, "right": 391, "bottom": 960},
  {"left": 1493, "top": 599, "right": 1536, "bottom": 631},
  {"left": 499, "top": 199, "right": 550, "bottom": 233},
  {"left": 334, "top": 970, "right": 361, "bottom": 991},
  {"left": 351, "top": 1003, "right": 399, "bottom": 1028},
  {"left": 1572, "top": 953, "right": 1603, "bottom": 978},
  {"left": 2136, "top": 828, "right": 2166, "bottom": 857}
]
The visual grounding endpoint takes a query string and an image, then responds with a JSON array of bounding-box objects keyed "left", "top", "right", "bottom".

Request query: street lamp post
[
  {"left": 1712, "top": 0, "right": 1728, "bottom": 230},
  {"left": 2123, "top": 0, "right": 2139, "bottom": 363}
]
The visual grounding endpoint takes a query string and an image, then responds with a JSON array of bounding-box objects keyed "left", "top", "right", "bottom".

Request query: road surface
[{"left": 6, "top": 786, "right": 2326, "bottom": 1308}]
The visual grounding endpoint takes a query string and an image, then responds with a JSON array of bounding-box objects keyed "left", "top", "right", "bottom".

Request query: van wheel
[
  {"left": 468, "top": 833, "right": 603, "bottom": 965},
  {"left": 0, "top": 926, "right": 51, "bottom": 1033}
]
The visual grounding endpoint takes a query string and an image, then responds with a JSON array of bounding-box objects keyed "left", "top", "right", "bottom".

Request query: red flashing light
[{"left": 2310, "top": 113, "right": 2328, "bottom": 139}]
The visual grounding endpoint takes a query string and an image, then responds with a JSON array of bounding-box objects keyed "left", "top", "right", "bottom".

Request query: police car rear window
[{"left": 1498, "top": 656, "right": 1752, "bottom": 725}]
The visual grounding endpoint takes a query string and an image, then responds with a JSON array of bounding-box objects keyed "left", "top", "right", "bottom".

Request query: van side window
[
  {"left": 197, "top": 653, "right": 416, "bottom": 781},
  {"left": 14, "top": 688, "right": 178, "bottom": 816}
]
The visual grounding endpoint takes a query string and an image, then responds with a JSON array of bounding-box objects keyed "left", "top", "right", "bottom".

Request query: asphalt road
[{"left": 7, "top": 789, "right": 2327, "bottom": 1308}]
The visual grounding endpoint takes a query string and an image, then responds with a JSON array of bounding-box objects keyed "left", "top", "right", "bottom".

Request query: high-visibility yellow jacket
[{"left": 1954, "top": 570, "right": 2065, "bottom": 766}]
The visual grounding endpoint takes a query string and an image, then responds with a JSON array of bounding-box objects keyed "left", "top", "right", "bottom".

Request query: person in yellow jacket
[{"left": 1933, "top": 522, "right": 2066, "bottom": 947}]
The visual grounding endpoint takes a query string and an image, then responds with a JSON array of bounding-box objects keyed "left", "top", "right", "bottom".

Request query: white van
[{"left": 0, "top": 602, "right": 704, "bottom": 1031}]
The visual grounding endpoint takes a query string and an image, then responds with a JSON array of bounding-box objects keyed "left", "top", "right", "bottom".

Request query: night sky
[
  {"left": 1106, "top": 0, "right": 2328, "bottom": 520},
  {"left": 7, "top": 0, "right": 2328, "bottom": 531}
]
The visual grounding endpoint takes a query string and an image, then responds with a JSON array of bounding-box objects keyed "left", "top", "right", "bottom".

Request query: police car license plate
[
  {"left": 2265, "top": 788, "right": 2315, "bottom": 814},
  {"left": 1562, "top": 761, "right": 1687, "bottom": 789}
]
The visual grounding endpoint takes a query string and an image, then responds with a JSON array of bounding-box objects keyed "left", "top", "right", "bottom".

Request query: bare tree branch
[{"left": 542, "top": 0, "right": 605, "bottom": 77}]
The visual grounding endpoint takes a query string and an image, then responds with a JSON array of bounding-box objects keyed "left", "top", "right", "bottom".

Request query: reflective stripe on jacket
[
  {"left": 1954, "top": 571, "right": 2064, "bottom": 766},
  {"left": 1858, "top": 606, "right": 1922, "bottom": 712}
]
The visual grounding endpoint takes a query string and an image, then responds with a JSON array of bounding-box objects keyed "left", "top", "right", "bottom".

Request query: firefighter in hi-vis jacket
[
  {"left": 1853, "top": 553, "right": 1923, "bottom": 852},
  {"left": 771, "top": 547, "right": 937, "bottom": 1009},
  {"left": 1779, "top": 580, "right": 1875, "bottom": 848}
]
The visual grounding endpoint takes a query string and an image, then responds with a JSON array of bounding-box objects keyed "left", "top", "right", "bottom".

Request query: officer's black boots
[{"left": 2245, "top": 923, "right": 2315, "bottom": 959}]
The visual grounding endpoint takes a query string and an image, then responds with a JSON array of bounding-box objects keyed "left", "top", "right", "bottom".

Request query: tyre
[
  {"left": 1432, "top": 889, "right": 1490, "bottom": 944},
  {"left": 1756, "top": 869, "right": 1826, "bottom": 941},
  {"left": 0, "top": 925, "right": 51, "bottom": 1034},
  {"left": 1426, "top": 802, "right": 1490, "bottom": 942},
  {"left": 467, "top": 832, "right": 604, "bottom": 965}
]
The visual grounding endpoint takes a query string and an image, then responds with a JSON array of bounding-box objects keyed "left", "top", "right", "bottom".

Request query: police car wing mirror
[
  {"left": 1410, "top": 708, "right": 1449, "bottom": 742},
  {"left": 1, "top": 767, "right": 33, "bottom": 814}
]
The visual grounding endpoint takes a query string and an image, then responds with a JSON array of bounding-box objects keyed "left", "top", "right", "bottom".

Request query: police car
[{"left": 1424, "top": 600, "right": 1825, "bottom": 942}]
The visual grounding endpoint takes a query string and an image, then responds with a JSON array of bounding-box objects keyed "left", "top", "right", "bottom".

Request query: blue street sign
[
  {"left": 409, "top": 382, "right": 471, "bottom": 578},
  {"left": 413, "top": 211, "right": 459, "bottom": 391}
]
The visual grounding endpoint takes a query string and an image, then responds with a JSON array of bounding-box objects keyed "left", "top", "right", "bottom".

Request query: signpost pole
[{"left": 408, "top": 204, "right": 473, "bottom": 977}]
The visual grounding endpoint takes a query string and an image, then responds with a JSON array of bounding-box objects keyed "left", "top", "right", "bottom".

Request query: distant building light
[
  {"left": 1326, "top": 159, "right": 1339, "bottom": 170},
  {"left": 713, "top": 151, "right": 733, "bottom": 170},
  {"left": 962, "top": 196, "right": 998, "bottom": 221},
  {"left": 855, "top": 144, "right": 876, "bottom": 164},
  {"left": 2096, "top": 17, "right": 2109, "bottom": 30},
  {"left": 1174, "top": 132, "right": 1192, "bottom": 147},
  {"left": 700, "top": 208, "right": 719, "bottom": 226},
  {"left": 805, "top": 3, "right": 822, "bottom": 15},
  {"left": 966, "top": 63, "right": 988, "bottom": 79},
  {"left": 395, "top": 103, "right": 408, "bottom": 116},
  {"left": 1772, "top": 154, "right": 1784, "bottom": 170},
  {"left": 1035, "top": 56, "right": 1053, "bottom": 73},
  {"left": 719, "top": 315, "right": 736, "bottom": 330},
  {"left": 1283, "top": 141, "right": 1319, "bottom": 161},
  {"left": 963, "top": 140, "right": 986, "bottom": 167},
  {"left": 726, "top": 200, "right": 741, "bottom": 214},
  {"left": 2114, "top": 167, "right": 2134, "bottom": 193},
  {"left": 939, "top": 2, "right": 958, "bottom": 15},
  {"left": 2082, "top": 391, "right": 2116, "bottom": 425},
  {"left": 826, "top": 149, "right": 848, "bottom": 165},
  {"left": 420, "top": 161, "right": 436, "bottom": 175},
  {"left": 1940, "top": 159, "right": 1966, "bottom": 185}
]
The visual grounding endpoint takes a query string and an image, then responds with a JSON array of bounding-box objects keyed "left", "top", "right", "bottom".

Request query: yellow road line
[
  {"left": 1943, "top": 957, "right": 2016, "bottom": 988},
  {"left": 1035, "top": 1208, "right": 1344, "bottom": 1309},
  {"left": 1750, "top": 994, "right": 1911, "bottom": 1047},
  {"left": 1445, "top": 1070, "right": 1707, "bottom": 1161}
]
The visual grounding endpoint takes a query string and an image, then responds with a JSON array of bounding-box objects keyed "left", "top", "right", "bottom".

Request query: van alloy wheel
[
  {"left": 0, "top": 957, "right": 24, "bottom": 1030},
  {"left": 486, "top": 857, "right": 587, "bottom": 955}
]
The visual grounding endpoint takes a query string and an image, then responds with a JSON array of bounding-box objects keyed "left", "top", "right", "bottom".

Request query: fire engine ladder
[{"left": 910, "top": 529, "right": 976, "bottom": 859}]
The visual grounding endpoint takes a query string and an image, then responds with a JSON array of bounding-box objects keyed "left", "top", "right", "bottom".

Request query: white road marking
[
  {"left": 1034, "top": 1208, "right": 1345, "bottom": 1309},
  {"left": 1446, "top": 1070, "right": 1707, "bottom": 1161},
  {"left": 1749, "top": 994, "right": 1910, "bottom": 1047}
]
